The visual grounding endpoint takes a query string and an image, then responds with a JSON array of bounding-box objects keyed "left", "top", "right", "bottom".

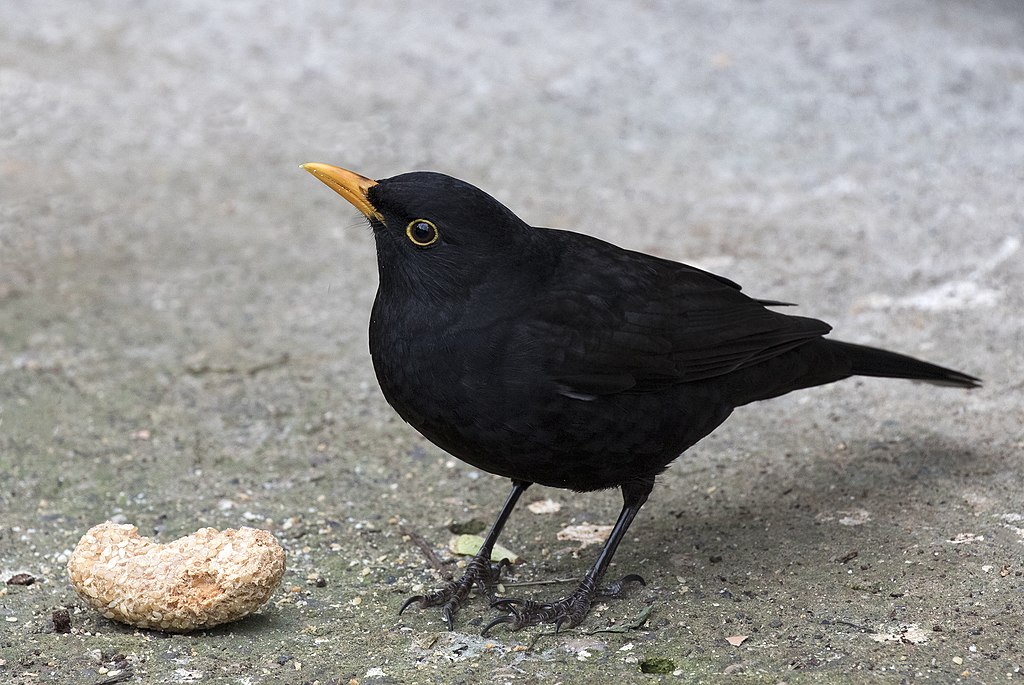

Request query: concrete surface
[{"left": 2, "top": 1, "right": 1022, "bottom": 682}]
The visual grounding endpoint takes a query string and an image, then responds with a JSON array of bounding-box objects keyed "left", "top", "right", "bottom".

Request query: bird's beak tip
[{"left": 300, "top": 162, "right": 382, "bottom": 221}]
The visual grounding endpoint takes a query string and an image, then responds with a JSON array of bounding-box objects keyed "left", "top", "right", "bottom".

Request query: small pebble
[
  {"left": 52, "top": 608, "right": 72, "bottom": 633},
  {"left": 6, "top": 573, "right": 36, "bottom": 586}
]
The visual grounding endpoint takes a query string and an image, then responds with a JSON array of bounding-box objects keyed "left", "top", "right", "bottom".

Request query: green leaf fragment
[{"left": 448, "top": 534, "right": 519, "bottom": 563}]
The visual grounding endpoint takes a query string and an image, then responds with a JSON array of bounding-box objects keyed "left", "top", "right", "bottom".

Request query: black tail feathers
[{"left": 830, "top": 340, "right": 980, "bottom": 388}]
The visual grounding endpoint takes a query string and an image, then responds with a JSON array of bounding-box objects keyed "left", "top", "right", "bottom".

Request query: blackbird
[{"left": 301, "top": 162, "right": 979, "bottom": 634}]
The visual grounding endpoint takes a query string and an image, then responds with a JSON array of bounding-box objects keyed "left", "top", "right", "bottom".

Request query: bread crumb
[{"left": 67, "top": 522, "right": 285, "bottom": 632}]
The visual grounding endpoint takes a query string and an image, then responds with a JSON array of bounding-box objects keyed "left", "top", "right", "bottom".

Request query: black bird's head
[{"left": 302, "top": 163, "right": 538, "bottom": 301}]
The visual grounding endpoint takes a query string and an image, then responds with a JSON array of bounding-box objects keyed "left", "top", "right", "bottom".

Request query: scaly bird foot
[
  {"left": 400, "top": 555, "right": 511, "bottom": 630},
  {"left": 482, "top": 573, "right": 645, "bottom": 635}
]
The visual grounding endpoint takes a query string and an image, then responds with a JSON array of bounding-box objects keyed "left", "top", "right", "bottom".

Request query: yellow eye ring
[{"left": 405, "top": 219, "right": 439, "bottom": 247}]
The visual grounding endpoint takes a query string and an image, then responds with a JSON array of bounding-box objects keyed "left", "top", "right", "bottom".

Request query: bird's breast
[
  {"left": 368, "top": 295, "right": 483, "bottom": 426},
  {"left": 367, "top": 292, "right": 555, "bottom": 464}
]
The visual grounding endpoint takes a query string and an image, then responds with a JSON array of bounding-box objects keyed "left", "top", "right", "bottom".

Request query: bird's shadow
[{"left": 612, "top": 430, "right": 993, "bottom": 585}]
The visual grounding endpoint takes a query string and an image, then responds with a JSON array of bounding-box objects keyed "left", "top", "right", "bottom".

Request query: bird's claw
[
  {"left": 484, "top": 593, "right": 589, "bottom": 633},
  {"left": 399, "top": 555, "right": 509, "bottom": 629},
  {"left": 596, "top": 573, "right": 646, "bottom": 598},
  {"left": 399, "top": 594, "right": 428, "bottom": 615},
  {"left": 481, "top": 574, "right": 644, "bottom": 634},
  {"left": 480, "top": 612, "right": 519, "bottom": 636}
]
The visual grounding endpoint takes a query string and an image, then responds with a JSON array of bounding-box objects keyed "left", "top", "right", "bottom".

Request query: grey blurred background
[{"left": 2, "top": 1, "right": 1022, "bottom": 682}]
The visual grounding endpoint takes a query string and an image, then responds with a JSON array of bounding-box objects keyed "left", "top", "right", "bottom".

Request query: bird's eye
[{"left": 405, "top": 219, "right": 439, "bottom": 247}]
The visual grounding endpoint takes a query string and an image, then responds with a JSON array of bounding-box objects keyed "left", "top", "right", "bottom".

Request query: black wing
[{"left": 521, "top": 230, "right": 831, "bottom": 398}]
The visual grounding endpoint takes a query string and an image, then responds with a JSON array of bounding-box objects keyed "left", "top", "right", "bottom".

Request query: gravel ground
[{"left": 2, "top": 1, "right": 1022, "bottom": 683}]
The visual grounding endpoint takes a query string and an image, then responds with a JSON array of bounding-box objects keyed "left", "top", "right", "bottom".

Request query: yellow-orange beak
[{"left": 301, "top": 163, "right": 383, "bottom": 222}]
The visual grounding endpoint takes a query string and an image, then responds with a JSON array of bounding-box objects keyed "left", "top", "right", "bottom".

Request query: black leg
[
  {"left": 484, "top": 477, "right": 654, "bottom": 634},
  {"left": 400, "top": 480, "right": 530, "bottom": 630}
]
